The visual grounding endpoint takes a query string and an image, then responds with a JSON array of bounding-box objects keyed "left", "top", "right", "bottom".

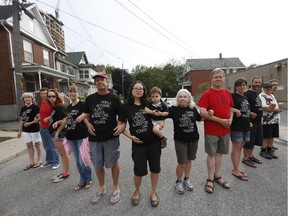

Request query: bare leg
[
  {"left": 55, "top": 140, "right": 70, "bottom": 173},
  {"left": 207, "top": 154, "right": 215, "bottom": 180},
  {"left": 231, "top": 142, "right": 244, "bottom": 175},
  {"left": 150, "top": 172, "right": 159, "bottom": 200},
  {"left": 96, "top": 168, "right": 106, "bottom": 192},
  {"left": 176, "top": 164, "right": 184, "bottom": 180},
  {"left": 214, "top": 153, "right": 222, "bottom": 177},
  {"left": 184, "top": 160, "right": 192, "bottom": 177},
  {"left": 34, "top": 142, "right": 41, "bottom": 163},
  {"left": 133, "top": 175, "right": 142, "bottom": 199},
  {"left": 26, "top": 142, "right": 34, "bottom": 165},
  {"left": 111, "top": 162, "right": 120, "bottom": 192}
]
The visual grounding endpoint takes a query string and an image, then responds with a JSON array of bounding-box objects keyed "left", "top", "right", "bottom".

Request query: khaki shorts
[
  {"left": 175, "top": 139, "right": 198, "bottom": 164},
  {"left": 204, "top": 134, "right": 230, "bottom": 156}
]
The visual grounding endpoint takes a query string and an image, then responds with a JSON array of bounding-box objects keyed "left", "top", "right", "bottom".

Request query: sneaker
[
  {"left": 52, "top": 163, "right": 60, "bottom": 170},
  {"left": 52, "top": 173, "right": 63, "bottom": 180},
  {"left": 175, "top": 181, "right": 185, "bottom": 194},
  {"left": 259, "top": 151, "right": 272, "bottom": 159},
  {"left": 183, "top": 179, "right": 194, "bottom": 191},
  {"left": 267, "top": 151, "right": 278, "bottom": 159},
  {"left": 53, "top": 173, "right": 70, "bottom": 183},
  {"left": 41, "top": 162, "right": 51, "bottom": 168},
  {"left": 270, "top": 145, "right": 278, "bottom": 150},
  {"left": 160, "top": 137, "right": 167, "bottom": 149}
]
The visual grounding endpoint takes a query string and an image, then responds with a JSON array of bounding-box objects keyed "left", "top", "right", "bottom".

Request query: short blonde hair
[{"left": 21, "top": 92, "right": 34, "bottom": 100}]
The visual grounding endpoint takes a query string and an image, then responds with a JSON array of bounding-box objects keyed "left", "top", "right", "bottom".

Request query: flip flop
[
  {"left": 232, "top": 172, "right": 248, "bottom": 181},
  {"left": 110, "top": 191, "right": 121, "bottom": 204},
  {"left": 33, "top": 162, "right": 42, "bottom": 168},
  {"left": 24, "top": 164, "right": 34, "bottom": 171},
  {"left": 91, "top": 191, "right": 106, "bottom": 204}
]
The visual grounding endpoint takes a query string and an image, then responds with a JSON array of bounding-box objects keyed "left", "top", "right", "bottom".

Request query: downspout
[{"left": 1, "top": 20, "right": 18, "bottom": 109}]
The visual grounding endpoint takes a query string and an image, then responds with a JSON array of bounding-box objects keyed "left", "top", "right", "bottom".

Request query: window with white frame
[
  {"left": 43, "top": 49, "right": 50, "bottom": 67},
  {"left": 79, "top": 70, "right": 89, "bottom": 79},
  {"left": 23, "top": 39, "right": 33, "bottom": 62},
  {"left": 25, "top": 75, "right": 36, "bottom": 92}
]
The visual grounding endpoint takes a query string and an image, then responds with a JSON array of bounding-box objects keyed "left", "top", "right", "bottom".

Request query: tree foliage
[
  {"left": 131, "top": 62, "right": 181, "bottom": 97},
  {"left": 198, "top": 82, "right": 210, "bottom": 93},
  {"left": 111, "top": 68, "right": 132, "bottom": 99}
]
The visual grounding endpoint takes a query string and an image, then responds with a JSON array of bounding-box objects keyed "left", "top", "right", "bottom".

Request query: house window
[
  {"left": 25, "top": 75, "right": 36, "bottom": 92},
  {"left": 43, "top": 49, "right": 50, "bottom": 67},
  {"left": 23, "top": 39, "right": 33, "bottom": 63},
  {"left": 79, "top": 70, "right": 89, "bottom": 79}
]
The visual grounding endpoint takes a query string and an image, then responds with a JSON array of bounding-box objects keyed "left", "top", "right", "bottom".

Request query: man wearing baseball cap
[{"left": 78, "top": 72, "right": 125, "bottom": 205}]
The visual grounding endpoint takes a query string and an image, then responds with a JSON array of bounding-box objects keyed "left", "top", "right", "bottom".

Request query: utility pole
[
  {"left": 12, "top": 0, "right": 23, "bottom": 119},
  {"left": 122, "top": 63, "right": 124, "bottom": 102}
]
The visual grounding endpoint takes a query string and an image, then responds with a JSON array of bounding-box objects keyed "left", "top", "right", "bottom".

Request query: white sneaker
[
  {"left": 175, "top": 181, "right": 185, "bottom": 194},
  {"left": 183, "top": 179, "right": 194, "bottom": 191},
  {"left": 51, "top": 164, "right": 60, "bottom": 170}
]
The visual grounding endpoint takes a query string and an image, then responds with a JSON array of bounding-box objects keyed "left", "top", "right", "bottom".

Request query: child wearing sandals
[
  {"left": 17, "top": 92, "right": 42, "bottom": 170},
  {"left": 145, "top": 87, "right": 169, "bottom": 148}
]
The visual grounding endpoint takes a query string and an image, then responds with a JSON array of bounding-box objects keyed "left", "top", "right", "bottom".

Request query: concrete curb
[{"left": 0, "top": 149, "right": 28, "bottom": 165}]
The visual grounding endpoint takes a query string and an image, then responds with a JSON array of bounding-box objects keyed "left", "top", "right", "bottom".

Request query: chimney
[{"left": 219, "top": 53, "right": 222, "bottom": 59}]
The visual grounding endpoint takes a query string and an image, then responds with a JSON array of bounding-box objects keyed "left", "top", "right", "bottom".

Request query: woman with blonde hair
[
  {"left": 17, "top": 92, "right": 42, "bottom": 170},
  {"left": 55, "top": 85, "right": 92, "bottom": 190},
  {"left": 167, "top": 89, "right": 202, "bottom": 194}
]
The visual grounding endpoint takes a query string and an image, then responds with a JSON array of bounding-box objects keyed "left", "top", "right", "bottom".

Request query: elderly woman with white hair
[
  {"left": 17, "top": 92, "right": 42, "bottom": 170},
  {"left": 167, "top": 89, "right": 202, "bottom": 195}
]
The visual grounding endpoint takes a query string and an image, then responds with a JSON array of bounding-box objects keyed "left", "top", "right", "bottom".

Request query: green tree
[{"left": 198, "top": 82, "right": 210, "bottom": 93}]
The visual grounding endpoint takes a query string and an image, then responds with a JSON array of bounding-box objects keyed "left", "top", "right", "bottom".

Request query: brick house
[
  {"left": 0, "top": 4, "right": 73, "bottom": 121},
  {"left": 179, "top": 54, "right": 246, "bottom": 98}
]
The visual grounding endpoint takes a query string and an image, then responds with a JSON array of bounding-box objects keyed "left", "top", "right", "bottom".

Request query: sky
[{"left": 21, "top": 0, "right": 288, "bottom": 71}]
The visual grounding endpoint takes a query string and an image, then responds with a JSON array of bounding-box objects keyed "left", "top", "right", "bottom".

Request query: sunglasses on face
[{"left": 48, "top": 95, "right": 56, "bottom": 98}]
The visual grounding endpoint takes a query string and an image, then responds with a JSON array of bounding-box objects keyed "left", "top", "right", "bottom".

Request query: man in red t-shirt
[
  {"left": 198, "top": 68, "right": 234, "bottom": 193},
  {"left": 36, "top": 88, "right": 60, "bottom": 169}
]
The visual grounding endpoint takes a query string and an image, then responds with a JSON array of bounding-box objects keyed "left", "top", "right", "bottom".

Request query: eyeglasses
[
  {"left": 133, "top": 87, "right": 144, "bottom": 91},
  {"left": 48, "top": 95, "right": 56, "bottom": 98}
]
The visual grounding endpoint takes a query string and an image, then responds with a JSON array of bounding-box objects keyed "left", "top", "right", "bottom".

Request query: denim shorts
[
  {"left": 51, "top": 131, "right": 65, "bottom": 141},
  {"left": 89, "top": 137, "right": 120, "bottom": 171},
  {"left": 230, "top": 131, "right": 250, "bottom": 143}
]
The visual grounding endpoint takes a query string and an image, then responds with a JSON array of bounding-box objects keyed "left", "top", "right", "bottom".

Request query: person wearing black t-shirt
[
  {"left": 230, "top": 78, "right": 251, "bottom": 181},
  {"left": 167, "top": 89, "right": 201, "bottom": 194},
  {"left": 17, "top": 92, "right": 41, "bottom": 170},
  {"left": 78, "top": 72, "right": 124, "bottom": 205},
  {"left": 242, "top": 76, "right": 263, "bottom": 167},
  {"left": 47, "top": 89, "right": 69, "bottom": 183},
  {"left": 118, "top": 81, "right": 161, "bottom": 207},
  {"left": 55, "top": 85, "right": 92, "bottom": 189}
]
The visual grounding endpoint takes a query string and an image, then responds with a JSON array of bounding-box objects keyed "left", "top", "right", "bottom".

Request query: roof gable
[
  {"left": 0, "top": 4, "right": 57, "bottom": 50},
  {"left": 66, "top": 51, "right": 89, "bottom": 65},
  {"left": 186, "top": 57, "right": 246, "bottom": 71}
]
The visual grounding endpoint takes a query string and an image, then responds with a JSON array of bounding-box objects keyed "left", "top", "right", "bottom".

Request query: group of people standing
[{"left": 17, "top": 68, "right": 282, "bottom": 207}]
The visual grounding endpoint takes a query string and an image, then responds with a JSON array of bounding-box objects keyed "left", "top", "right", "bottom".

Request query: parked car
[{"left": 163, "top": 97, "right": 176, "bottom": 108}]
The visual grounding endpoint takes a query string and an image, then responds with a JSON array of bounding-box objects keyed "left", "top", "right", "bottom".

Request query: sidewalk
[{"left": 0, "top": 120, "right": 287, "bottom": 165}]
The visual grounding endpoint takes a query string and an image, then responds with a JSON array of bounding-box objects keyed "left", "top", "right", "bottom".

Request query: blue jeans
[
  {"left": 68, "top": 139, "right": 92, "bottom": 184},
  {"left": 40, "top": 128, "right": 60, "bottom": 165}
]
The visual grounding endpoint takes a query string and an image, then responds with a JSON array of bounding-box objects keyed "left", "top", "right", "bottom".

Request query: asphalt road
[{"left": 0, "top": 119, "right": 287, "bottom": 216}]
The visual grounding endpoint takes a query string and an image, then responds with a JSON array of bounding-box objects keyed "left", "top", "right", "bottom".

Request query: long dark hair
[{"left": 126, "top": 81, "right": 148, "bottom": 105}]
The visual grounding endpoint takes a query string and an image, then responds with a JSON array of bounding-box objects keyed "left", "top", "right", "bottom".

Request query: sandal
[
  {"left": 242, "top": 159, "right": 257, "bottom": 168},
  {"left": 205, "top": 179, "right": 214, "bottom": 193},
  {"left": 110, "top": 190, "right": 121, "bottom": 205},
  {"left": 91, "top": 190, "right": 106, "bottom": 204},
  {"left": 24, "top": 164, "right": 34, "bottom": 171},
  {"left": 74, "top": 183, "right": 85, "bottom": 191},
  {"left": 85, "top": 181, "right": 93, "bottom": 189},
  {"left": 249, "top": 156, "right": 262, "bottom": 164},
  {"left": 214, "top": 176, "right": 230, "bottom": 189},
  {"left": 33, "top": 162, "right": 42, "bottom": 168},
  {"left": 232, "top": 172, "right": 248, "bottom": 181}
]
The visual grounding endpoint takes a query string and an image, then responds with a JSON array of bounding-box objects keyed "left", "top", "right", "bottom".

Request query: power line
[
  {"left": 114, "top": 0, "right": 196, "bottom": 56},
  {"left": 127, "top": 0, "right": 201, "bottom": 57},
  {"left": 34, "top": 0, "right": 175, "bottom": 57}
]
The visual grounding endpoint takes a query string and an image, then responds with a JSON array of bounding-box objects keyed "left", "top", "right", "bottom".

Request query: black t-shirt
[
  {"left": 145, "top": 100, "right": 168, "bottom": 121},
  {"left": 244, "top": 90, "right": 263, "bottom": 124},
  {"left": 118, "top": 103, "right": 160, "bottom": 146},
  {"left": 167, "top": 106, "right": 201, "bottom": 142},
  {"left": 84, "top": 92, "right": 121, "bottom": 142},
  {"left": 49, "top": 106, "right": 67, "bottom": 134},
  {"left": 20, "top": 104, "right": 40, "bottom": 133},
  {"left": 231, "top": 93, "right": 250, "bottom": 132},
  {"left": 65, "top": 101, "right": 88, "bottom": 140}
]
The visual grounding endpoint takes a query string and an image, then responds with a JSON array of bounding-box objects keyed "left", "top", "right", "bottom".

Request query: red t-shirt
[
  {"left": 39, "top": 100, "right": 52, "bottom": 128},
  {"left": 197, "top": 88, "right": 234, "bottom": 136}
]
